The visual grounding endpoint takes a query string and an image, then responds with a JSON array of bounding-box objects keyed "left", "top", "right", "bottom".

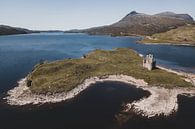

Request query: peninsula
[
  {"left": 5, "top": 48, "right": 195, "bottom": 117},
  {"left": 21, "top": 48, "right": 193, "bottom": 94}
]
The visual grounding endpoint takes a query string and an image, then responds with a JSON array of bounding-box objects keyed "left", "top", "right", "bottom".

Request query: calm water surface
[{"left": 0, "top": 33, "right": 195, "bottom": 129}]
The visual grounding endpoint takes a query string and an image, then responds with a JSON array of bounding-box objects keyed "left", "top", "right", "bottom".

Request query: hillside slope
[
  {"left": 140, "top": 25, "right": 195, "bottom": 45},
  {"left": 0, "top": 25, "right": 32, "bottom": 35}
]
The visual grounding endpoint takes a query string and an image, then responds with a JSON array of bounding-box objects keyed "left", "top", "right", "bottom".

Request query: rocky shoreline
[
  {"left": 157, "top": 65, "right": 195, "bottom": 86},
  {"left": 138, "top": 41, "right": 195, "bottom": 47},
  {"left": 126, "top": 86, "right": 195, "bottom": 118},
  {"left": 4, "top": 75, "right": 147, "bottom": 106},
  {"left": 124, "top": 66, "right": 195, "bottom": 118},
  {"left": 4, "top": 69, "right": 195, "bottom": 118}
]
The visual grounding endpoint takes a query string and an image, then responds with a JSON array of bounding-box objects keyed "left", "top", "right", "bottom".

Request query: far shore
[
  {"left": 83, "top": 32, "right": 195, "bottom": 47},
  {"left": 138, "top": 40, "right": 195, "bottom": 47}
]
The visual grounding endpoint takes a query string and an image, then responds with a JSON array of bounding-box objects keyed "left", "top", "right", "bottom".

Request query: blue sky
[{"left": 0, "top": 0, "right": 194, "bottom": 30}]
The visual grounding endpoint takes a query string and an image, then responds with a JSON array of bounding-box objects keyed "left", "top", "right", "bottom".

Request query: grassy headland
[
  {"left": 27, "top": 48, "right": 192, "bottom": 94},
  {"left": 140, "top": 25, "right": 195, "bottom": 45}
]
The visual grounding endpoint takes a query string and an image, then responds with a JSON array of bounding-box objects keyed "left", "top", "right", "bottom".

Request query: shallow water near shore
[{"left": 1, "top": 33, "right": 195, "bottom": 129}]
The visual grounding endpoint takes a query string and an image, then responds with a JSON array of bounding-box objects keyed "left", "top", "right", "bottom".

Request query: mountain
[
  {"left": 79, "top": 11, "right": 194, "bottom": 36},
  {"left": 0, "top": 25, "right": 33, "bottom": 36}
]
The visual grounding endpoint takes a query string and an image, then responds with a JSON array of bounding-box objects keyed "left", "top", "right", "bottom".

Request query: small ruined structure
[{"left": 143, "top": 54, "right": 156, "bottom": 71}]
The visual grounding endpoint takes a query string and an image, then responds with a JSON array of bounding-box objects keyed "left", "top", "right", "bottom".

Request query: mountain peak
[
  {"left": 127, "top": 11, "right": 139, "bottom": 16},
  {"left": 130, "top": 11, "right": 138, "bottom": 15}
]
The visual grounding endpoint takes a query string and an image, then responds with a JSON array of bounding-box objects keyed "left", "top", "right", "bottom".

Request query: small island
[{"left": 5, "top": 48, "right": 195, "bottom": 117}]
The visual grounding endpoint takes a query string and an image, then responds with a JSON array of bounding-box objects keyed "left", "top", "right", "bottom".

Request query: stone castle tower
[{"left": 143, "top": 54, "right": 156, "bottom": 71}]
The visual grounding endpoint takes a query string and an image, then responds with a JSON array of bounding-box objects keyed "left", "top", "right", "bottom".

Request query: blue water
[
  {"left": 1, "top": 33, "right": 195, "bottom": 129},
  {"left": 0, "top": 33, "right": 137, "bottom": 94}
]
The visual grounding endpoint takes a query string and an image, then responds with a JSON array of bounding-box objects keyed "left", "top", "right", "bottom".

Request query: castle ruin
[{"left": 143, "top": 54, "right": 156, "bottom": 71}]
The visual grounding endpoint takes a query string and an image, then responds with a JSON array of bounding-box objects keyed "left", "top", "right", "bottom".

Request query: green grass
[
  {"left": 140, "top": 25, "right": 195, "bottom": 45},
  {"left": 27, "top": 48, "right": 193, "bottom": 94}
]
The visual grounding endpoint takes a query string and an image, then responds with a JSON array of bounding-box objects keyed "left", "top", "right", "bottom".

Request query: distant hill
[
  {"left": 140, "top": 25, "right": 195, "bottom": 45},
  {"left": 0, "top": 25, "right": 33, "bottom": 36},
  {"left": 73, "top": 11, "right": 194, "bottom": 36}
]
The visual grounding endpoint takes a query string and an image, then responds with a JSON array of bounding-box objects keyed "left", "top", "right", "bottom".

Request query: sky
[{"left": 0, "top": 0, "right": 194, "bottom": 30}]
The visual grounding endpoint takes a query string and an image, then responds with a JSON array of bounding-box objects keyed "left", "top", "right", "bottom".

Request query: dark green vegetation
[
  {"left": 27, "top": 48, "right": 192, "bottom": 94},
  {"left": 140, "top": 25, "right": 195, "bottom": 45},
  {"left": 66, "top": 11, "right": 194, "bottom": 36},
  {"left": 0, "top": 25, "right": 33, "bottom": 35}
]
